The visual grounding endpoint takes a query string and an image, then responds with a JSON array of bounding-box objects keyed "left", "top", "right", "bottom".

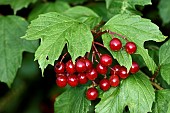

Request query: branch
[{"left": 151, "top": 81, "right": 164, "bottom": 90}]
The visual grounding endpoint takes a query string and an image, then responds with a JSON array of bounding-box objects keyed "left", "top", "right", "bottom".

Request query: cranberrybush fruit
[
  {"left": 86, "top": 68, "right": 98, "bottom": 80},
  {"left": 67, "top": 75, "right": 78, "bottom": 87},
  {"left": 119, "top": 66, "right": 129, "bottom": 79},
  {"left": 78, "top": 73, "right": 88, "bottom": 84},
  {"left": 109, "top": 75, "right": 120, "bottom": 87},
  {"left": 130, "top": 61, "right": 139, "bottom": 74},
  {"left": 100, "top": 54, "right": 113, "bottom": 66},
  {"left": 99, "top": 79, "right": 110, "bottom": 91},
  {"left": 96, "top": 63, "right": 108, "bottom": 75},
  {"left": 125, "top": 42, "right": 137, "bottom": 54},
  {"left": 75, "top": 59, "right": 86, "bottom": 73},
  {"left": 65, "top": 60, "right": 75, "bottom": 74},
  {"left": 56, "top": 75, "right": 67, "bottom": 87},
  {"left": 110, "top": 38, "right": 122, "bottom": 51},
  {"left": 81, "top": 58, "right": 93, "bottom": 71},
  {"left": 54, "top": 62, "right": 65, "bottom": 74},
  {"left": 86, "top": 87, "right": 98, "bottom": 100},
  {"left": 110, "top": 65, "right": 121, "bottom": 75}
]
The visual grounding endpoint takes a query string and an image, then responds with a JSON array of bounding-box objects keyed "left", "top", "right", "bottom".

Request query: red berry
[
  {"left": 75, "top": 59, "right": 86, "bottom": 73},
  {"left": 86, "top": 87, "right": 98, "bottom": 100},
  {"left": 56, "top": 75, "right": 67, "bottom": 87},
  {"left": 67, "top": 75, "right": 78, "bottom": 87},
  {"left": 119, "top": 66, "right": 129, "bottom": 79},
  {"left": 125, "top": 42, "right": 137, "bottom": 54},
  {"left": 83, "top": 58, "right": 93, "bottom": 71},
  {"left": 110, "top": 65, "right": 121, "bottom": 75},
  {"left": 65, "top": 60, "right": 75, "bottom": 74},
  {"left": 96, "top": 63, "right": 108, "bottom": 75},
  {"left": 78, "top": 73, "right": 88, "bottom": 84},
  {"left": 130, "top": 61, "right": 139, "bottom": 74},
  {"left": 99, "top": 79, "right": 110, "bottom": 91},
  {"left": 86, "top": 68, "right": 98, "bottom": 80},
  {"left": 54, "top": 62, "right": 65, "bottom": 74},
  {"left": 100, "top": 54, "right": 113, "bottom": 66},
  {"left": 110, "top": 38, "right": 122, "bottom": 51},
  {"left": 109, "top": 75, "right": 120, "bottom": 87}
]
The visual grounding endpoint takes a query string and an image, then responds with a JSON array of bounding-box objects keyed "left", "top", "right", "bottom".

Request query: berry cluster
[{"left": 54, "top": 30, "right": 140, "bottom": 101}]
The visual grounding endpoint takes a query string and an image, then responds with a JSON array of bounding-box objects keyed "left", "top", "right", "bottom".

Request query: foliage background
[{"left": 0, "top": 0, "right": 170, "bottom": 113}]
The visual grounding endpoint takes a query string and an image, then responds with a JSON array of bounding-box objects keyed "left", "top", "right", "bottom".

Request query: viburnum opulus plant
[{"left": 1, "top": 0, "right": 170, "bottom": 113}]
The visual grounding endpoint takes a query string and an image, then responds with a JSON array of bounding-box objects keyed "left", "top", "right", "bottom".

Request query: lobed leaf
[
  {"left": 102, "top": 14, "right": 166, "bottom": 73},
  {"left": 159, "top": 39, "right": 170, "bottom": 85},
  {"left": 63, "top": 6, "right": 102, "bottom": 29},
  {"left": 0, "top": 16, "right": 38, "bottom": 87},
  {"left": 105, "top": 0, "right": 151, "bottom": 18},
  {"left": 22, "top": 12, "right": 93, "bottom": 75},
  {"left": 54, "top": 86, "right": 90, "bottom": 113},
  {"left": 95, "top": 71, "right": 155, "bottom": 113},
  {"left": 152, "top": 89, "right": 170, "bottom": 113}
]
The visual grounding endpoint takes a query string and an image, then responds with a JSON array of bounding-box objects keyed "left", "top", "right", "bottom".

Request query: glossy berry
[
  {"left": 110, "top": 38, "right": 122, "bottom": 51},
  {"left": 96, "top": 63, "right": 108, "bottom": 75},
  {"left": 83, "top": 58, "right": 93, "bottom": 71},
  {"left": 110, "top": 65, "right": 121, "bottom": 75},
  {"left": 130, "top": 61, "right": 139, "bottom": 74},
  {"left": 80, "top": 57, "right": 93, "bottom": 71},
  {"left": 56, "top": 75, "right": 67, "bottom": 87},
  {"left": 125, "top": 42, "right": 137, "bottom": 54},
  {"left": 86, "top": 87, "right": 98, "bottom": 100},
  {"left": 67, "top": 75, "right": 78, "bottom": 87},
  {"left": 86, "top": 68, "right": 98, "bottom": 80},
  {"left": 65, "top": 60, "right": 75, "bottom": 74},
  {"left": 54, "top": 62, "right": 65, "bottom": 74},
  {"left": 109, "top": 75, "right": 120, "bottom": 87},
  {"left": 100, "top": 54, "right": 113, "bottom": 66},
  {"left": 119, "top": 66, "right": 129, "bottom": 79},
  {"left": 75, "top": 59, "right": 86, "bottom": 73},
  {"left": 78, "top": 73, "right": 88, "bottom": 84},
  {"left": 99, "top": 79, "right": 110, "bottom": 91}
]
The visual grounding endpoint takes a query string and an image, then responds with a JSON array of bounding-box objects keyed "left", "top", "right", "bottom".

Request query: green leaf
[
  {"left": 152, "top": 89, "right": 170, "bottom": 113},
  {"left": 54, "top": 86, "right": 90, "bottom": 113},
  {"left": 0, "top": 16, "right": 38, "bottom": 87},
  {"left": 28, "top": 1, "right": 70, "bottom": 21},
  {"left": 159, "top": 39, "right": 170, "bottom": 85},
  {"left": 95, "top": 71, "right": 155, "bottom": 113},
  {"left": 63, "top": 6, "right": 102, "bottom": 29},
  {"left": 22, "top": 12, "right": 93, "bottom": 75},
  {"left": 102, "top": 14, "right": 166, "bottom": 73},
  {"left": 57, "top": 0, "right": 87, "bottom": 4},
  {"left": 88, "top": 3, "right": 108, "bottom": 21},
  {"left": 105, "top": 0, "right": 151, "bottom": 18},
  {"left": 159, "top": 39, "right": 170, "bottom": 65},
  {"left": 158, "top": 0, "right": 170, "bottom": 25},
  {"left": 160, "top": 64, "right": 170, "bottom": 85},
  {"left": 0, "top": 0, "right": 37, "bottom": 14}
]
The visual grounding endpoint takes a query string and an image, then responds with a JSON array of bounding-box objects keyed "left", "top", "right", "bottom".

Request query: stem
[
  {"left": 94, "top": 42, "right": 106, "bottom": 49},
  {"left": 94, "top": 30, "right": 108, "bottom": 39},
  {"left": 93, "top": 21, "right": 105, "bottom": 30},
  {"left": 92, "top": 81, "right": 97, "bottom": 87},
  {"left": 60, "top": 52, "right": 68, "bottom": 63},
  {"left": 107, "top": 30, "right": 128, "bottom": 42},
  {"left": 92, "top": 42, "right": 101, "bottom": 58},
  {"left": 151, "top": 82, "right": 164, "bottom": 90},
  {"left": 151, "top": 66, "right": 161, "bottom": 81}
]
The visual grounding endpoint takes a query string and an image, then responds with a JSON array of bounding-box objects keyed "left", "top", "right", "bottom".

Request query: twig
[
  {"left": 107, "top": 30, "right": 128, "bottom": 42},
  {"left": 150, "top": 66, "right": 161, "bottom": 81},
  {"left": 94, "top": 30, "right": 108, "bottom": 38},
  {"left": 60, "top": 52, "right": 68, "bottom": 63},
  {"left": 151, "top": 82, "right": 164, "bottom": 90},
  {"left": 94, "top": 42, "right": 106, "bottom": 48},
  {"left": 92, "top": 42, "right": 101, "bottom": 58}
]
